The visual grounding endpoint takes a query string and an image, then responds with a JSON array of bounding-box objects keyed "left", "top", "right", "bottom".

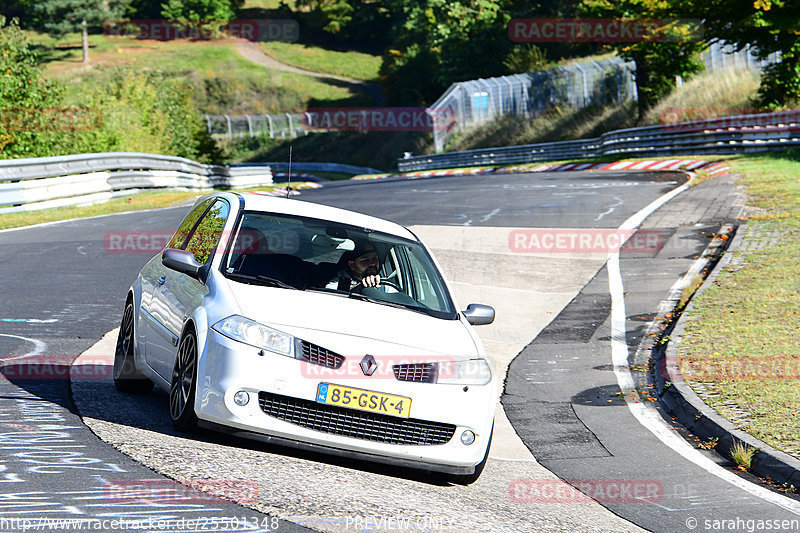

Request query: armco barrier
[
  {"left": 0, "top": 153, "right": 273, "bottom": 214},
  {"left": 399, "top": 109, "right": 800, "bottom": 171}
]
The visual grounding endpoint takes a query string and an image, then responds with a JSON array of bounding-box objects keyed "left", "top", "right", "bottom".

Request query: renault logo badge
[{"left": 360, "top": 354, "right": 378, "bottom": 376}]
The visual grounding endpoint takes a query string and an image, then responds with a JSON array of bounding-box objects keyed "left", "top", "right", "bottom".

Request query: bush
[{"left": 0, "top": 16, "right": 67, "bottom": 158}]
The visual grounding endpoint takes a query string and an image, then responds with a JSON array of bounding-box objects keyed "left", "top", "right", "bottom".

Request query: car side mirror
[
  {"left": 463, "top": 303, "right": 495, "bottom": 326},
  {"left": 162, "top": 248, "right": 203, "bottom": 280}
]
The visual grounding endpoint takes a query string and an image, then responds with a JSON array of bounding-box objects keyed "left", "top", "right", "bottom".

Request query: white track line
[
  {"left": 607, "top": 181, "right": 800, "bottom": 514},
  {"left": 0, "top": 333, "right": 47, "bottom": 359}
]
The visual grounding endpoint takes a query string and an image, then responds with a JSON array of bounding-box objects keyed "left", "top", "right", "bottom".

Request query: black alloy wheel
[
  {"left": 169, "top": 329, "right": 199, "bottom": 432},
  {"left": 113, "top": 300, "right": 154, "bottom": 393}
]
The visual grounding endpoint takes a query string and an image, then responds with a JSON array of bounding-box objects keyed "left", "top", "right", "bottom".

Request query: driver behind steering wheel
[{"left": 331, "top": 240, "right": 382, "bottom": 291}]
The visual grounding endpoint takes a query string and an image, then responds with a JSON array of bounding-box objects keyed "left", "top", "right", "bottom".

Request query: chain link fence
[
  {"left": 701, "top": 42, "right": 780, "bottom": 73},
  {"left": 429, "top": 56, "right": 637, "bottom": 152}
]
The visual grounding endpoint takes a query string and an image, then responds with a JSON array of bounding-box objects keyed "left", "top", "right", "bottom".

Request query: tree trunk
[
  {"left": 82, "top": 19, "right": 89, "bottom": 63},
  {"left": 635, "top": 59, "right": 650, "bottom": 120}
]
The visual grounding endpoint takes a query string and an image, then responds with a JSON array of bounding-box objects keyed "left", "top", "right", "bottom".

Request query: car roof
[{"left": 233, "top": 192, "right": 418, "bottom": 241}]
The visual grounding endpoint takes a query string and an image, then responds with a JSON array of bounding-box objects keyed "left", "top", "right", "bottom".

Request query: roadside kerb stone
[{"left": 660, "top": 223, "right": 800, "bottom": 488}]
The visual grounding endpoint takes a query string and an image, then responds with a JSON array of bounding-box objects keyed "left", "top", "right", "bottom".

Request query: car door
[
  {"left": 139, "top": 198, "right": 213, "bottom": 365},
  {"left": 145, "top": 198, "right": 230, "bottom": 380}
]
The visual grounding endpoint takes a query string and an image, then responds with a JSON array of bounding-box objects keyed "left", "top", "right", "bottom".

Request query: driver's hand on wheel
[{"left": 361, "top": 274, "right": 381, "bottom": 288}]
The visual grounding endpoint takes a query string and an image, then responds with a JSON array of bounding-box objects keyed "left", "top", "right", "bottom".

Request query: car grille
[
  {"left": 299, "top": 341, "right": 344, "bottom": 369},
  {"left": 258, "top": 392, "right": 456, "bottom": 446},
  {"left": 393, "top": 362, "right": 438, "bottom": 383}
]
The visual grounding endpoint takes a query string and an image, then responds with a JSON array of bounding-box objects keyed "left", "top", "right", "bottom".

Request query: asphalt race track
[{"left": 1, "top": 170, "right": 799, "bottom": 532}]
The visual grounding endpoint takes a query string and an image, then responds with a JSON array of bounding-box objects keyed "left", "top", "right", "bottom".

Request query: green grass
[
  {"left": 730, "top": 442, "right": 757, "bottom": 470},
  {"left": 26, "top": 30, "right": 366, "bottom": 114},
  {"left": 259, "top": 42, "right": 381, "bottom": 81},
  {"left": 678, "top": 148, "right": 800, "bottom": 458},
  {"left": 0, "top": 183, "right": 305, "bottom": 231},
  {"left": 446, "top": 101, "right": 638, "bottom": 152},
  {"left": 642, "top": 67, "right": 762, "bottom": 126}
]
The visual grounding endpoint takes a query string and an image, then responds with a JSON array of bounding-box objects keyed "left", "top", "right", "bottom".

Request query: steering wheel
[{"left": 350, "top": 279, "right": 403, "bottom": 293}]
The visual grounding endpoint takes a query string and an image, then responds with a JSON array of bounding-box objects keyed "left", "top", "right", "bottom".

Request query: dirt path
[{"left": 234, "top": 41, "right": 384, "bottom": 105}]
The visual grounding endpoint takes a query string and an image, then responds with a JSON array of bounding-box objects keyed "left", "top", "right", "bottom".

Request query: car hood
[{"left": 226, "top": 281, "right": 479, "bottom": 359}]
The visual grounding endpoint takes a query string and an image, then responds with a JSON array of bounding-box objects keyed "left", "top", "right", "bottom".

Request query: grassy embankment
[{"left": 678, "top": 150, "right": 800, "bottom": 460}]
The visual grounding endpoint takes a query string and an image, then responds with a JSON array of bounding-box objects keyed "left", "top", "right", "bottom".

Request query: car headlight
[
  {"left": 436, "top": 358, "right": 492, "bottom": 385},
  {"left": 212, "top": 315, "right": 294, "bottom": 357}
]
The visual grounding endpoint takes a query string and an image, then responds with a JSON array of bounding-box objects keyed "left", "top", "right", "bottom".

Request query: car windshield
[{"left": 222, "top": 211, "right": 457, "bottom": 320}]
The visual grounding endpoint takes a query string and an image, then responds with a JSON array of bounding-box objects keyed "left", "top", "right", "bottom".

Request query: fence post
[
  {"left": 204, "top": 115, "right": 212, "bottom": 134},
  {"left": 574, "top": 63, "right": 589, "bottom": 107},
  {"left": 286, "top": 113, "right": 295, "bottom": 137},
  {"left": 304, "top": 112, "right": 313, "bottom": 135},
  {"left": 224, "top": 115, "right": 232, "bottom": 140},
  {"left": 265, "top": 115, "right": 274, "bottom": 139},
  {"left": 245, "top": 115, "right": 254, "bottom": 138}
]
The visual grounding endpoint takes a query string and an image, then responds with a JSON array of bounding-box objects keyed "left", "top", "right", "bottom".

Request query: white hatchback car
[{"left": 114, "top": 192, "right": 497, "bottom": 483}]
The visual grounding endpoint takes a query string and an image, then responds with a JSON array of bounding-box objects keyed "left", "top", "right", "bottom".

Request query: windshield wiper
[
  {"left": 227, "top": 272, "right": 298, "bottom": 290},
  {"left": 347, "top": 291, "right": 430, "bottom": 315}
]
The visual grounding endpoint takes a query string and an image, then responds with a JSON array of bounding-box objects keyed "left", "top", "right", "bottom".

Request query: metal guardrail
[
  {"left": 398, "top": 110, "right": 800, "bottom": 171},
  {"left": 0, "top": 152, "right": 273, "bottom": 214},
  {"left": 255, "top": 162, "right": 382, "bottom": 175}
]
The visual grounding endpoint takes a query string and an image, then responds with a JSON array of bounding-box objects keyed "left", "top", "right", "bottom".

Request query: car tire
[
  {"left": 170, "top": 329, "right": 199, "bottom": 432},
  {"left": 448, "top": 424, "right": 493, "bottom": 485},
  {"left": 113, "top": 300, "right": 154, "bottom": 394}
]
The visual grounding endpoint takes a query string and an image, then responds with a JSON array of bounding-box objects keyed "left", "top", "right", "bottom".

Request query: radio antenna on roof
[{"left": 285, "top": 145, "right": 293, "bottom": 199}]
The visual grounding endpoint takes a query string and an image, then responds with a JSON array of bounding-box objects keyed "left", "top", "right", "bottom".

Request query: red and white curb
[{"left": 353, "top": 159, "right": 731, "bottom": 181}]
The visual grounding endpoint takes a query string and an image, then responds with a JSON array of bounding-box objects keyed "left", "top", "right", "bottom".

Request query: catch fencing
[{"left": 204, "top": 113, "right": 312, "bottom": 140}]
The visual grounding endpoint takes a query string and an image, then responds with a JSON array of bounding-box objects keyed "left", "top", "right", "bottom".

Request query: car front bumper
[{"left": 195, "top": 330, "right": 497, "bottom": 474}]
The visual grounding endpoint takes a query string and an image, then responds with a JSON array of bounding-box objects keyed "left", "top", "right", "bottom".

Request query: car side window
[
  {"left": 183, "top": 199, "right": 230, "bottom": 264},
  {"left": 167, "top": 198, "right": 214, "bottom": 250}
]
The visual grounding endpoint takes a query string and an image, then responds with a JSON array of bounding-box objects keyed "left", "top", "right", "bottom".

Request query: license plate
[{"left": 316, "top": 383, "right": 411, "bottom": 418}]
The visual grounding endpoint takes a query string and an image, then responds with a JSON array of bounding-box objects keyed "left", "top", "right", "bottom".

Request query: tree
[
  {"left": 380, "top": 0, "right": 512, "bottom": 105},
  {"left": 579, "top": 0, "right": 705, "bottom": 118},
  {"left": 33, "top": 0, "right": 130, "bottom": 63},
  {"left": 161, "top": 0, "right": 237, "bottom": 22},
  {"left": 691, "top": 0, "right": 800, "bottom": 108}
]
